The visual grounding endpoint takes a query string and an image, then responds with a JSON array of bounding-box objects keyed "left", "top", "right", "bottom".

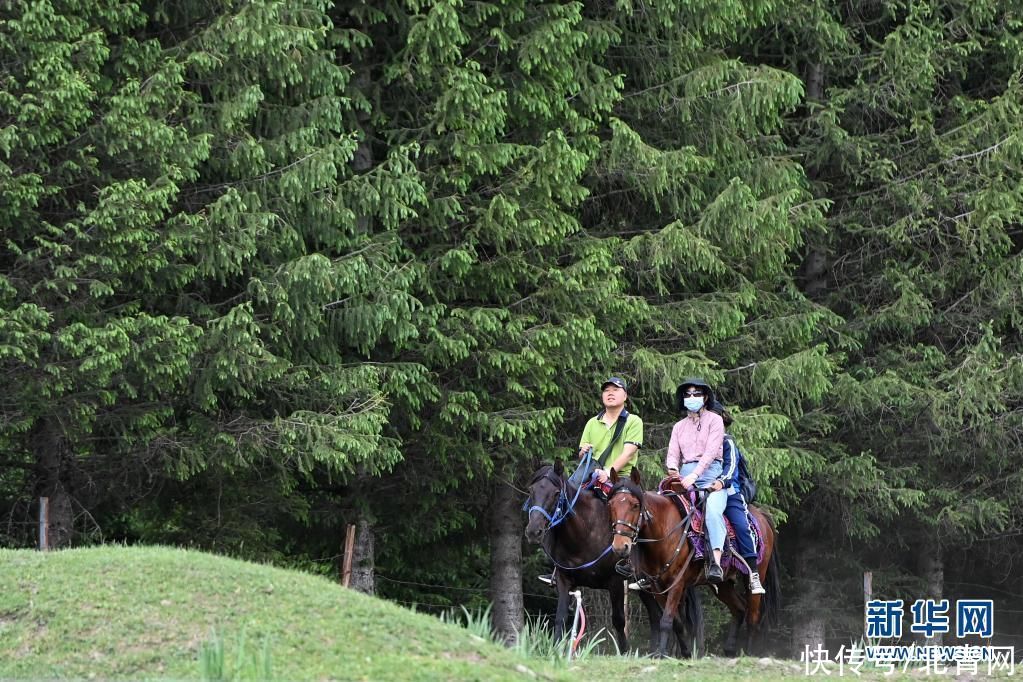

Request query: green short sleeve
[{"left": 624, "top": 414, "right": 643, "bottom": 448}]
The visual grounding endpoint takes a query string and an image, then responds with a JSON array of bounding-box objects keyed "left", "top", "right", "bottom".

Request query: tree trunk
[
  {"left": 791, "top": 589, "right": 827, "bottom": 657},
  {"left": 489, "top": 479, "right": 524, "bottom": 645},
  {"left": 799, "top": 61, "right": 829, "bottom": 300},
  {"left": 32, "top": 418, "right": 75, "bottom": 548},
  {"left": 349, "top": 516, "right": 376, "bottom": 594},
  {"left": 790, "top": 539, "right": 828, "bottom": 657},
  {"left": 915, "top": 543, "right": 944, "bottom": 646},
  {"left": 351, "top": 68, "right": 373, "bottom": 234},
  {"left": 800, "top": 247, "right": 829, "bottom": 299},
  {"left": 806, "top": 62, "right": 824, "bottom": 102}
]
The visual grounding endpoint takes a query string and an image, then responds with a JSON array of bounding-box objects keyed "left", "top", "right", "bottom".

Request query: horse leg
[
  {"left": 553, "top": 576, "right": 571, "bottom": 643},
  {"left": 671, "top": 610, "right": 691, "bottom": 659},
  {"left": 639, "top": 591, "right": 695, "bottom": 658},
  {"left": 744, "top": 591, "right": 764, "bottom": 653},
  {"left": 713, "top": 580, "right": 746, "bottom": 657},
  {"left": 656, "top": 605, "right": 674, "bottom": 657},
  {"left": 608, "top": 578, "right": 630, "bottom": 654},
  {"left": 658, "top": 584, "right": 687, "bottom": 658},
  {"left": 677, "top": 586, "right": 704, "bottom": 658},
  {"left": 635, "top": 589, "right": 663, "bottom": 653},
  {"left": 744, "top": 552, "right": 772, "bottom": 653}
]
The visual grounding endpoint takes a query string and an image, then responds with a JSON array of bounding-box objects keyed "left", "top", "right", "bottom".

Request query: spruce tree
[
  {"left": 749, "top": 0, "right": 1023, "bottom": 648},
  {"left": 0, "top": 0, "right": 425, "bottom": 550}
]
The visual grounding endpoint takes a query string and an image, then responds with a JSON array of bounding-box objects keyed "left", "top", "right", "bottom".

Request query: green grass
[
  {"left": 3, "top": 546, "right": 1002, "bottom": 680},
  {"left": 0, "top": 546, "right": 559, "bottom": 680}
]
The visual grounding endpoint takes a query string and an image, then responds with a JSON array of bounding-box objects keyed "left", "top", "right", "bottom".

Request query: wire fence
[{"left": 374, "top": 570, "right": 1023, "bottom": 656}]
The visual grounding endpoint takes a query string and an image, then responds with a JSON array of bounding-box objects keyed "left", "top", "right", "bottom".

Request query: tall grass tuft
[
  {"left": 511, "top": 613, "right": 610, "bottom": 662},
  {"left": 438, "top": 602, "right": 611, "bottom": 663},
  {"left": 440, "top": 604, "right": 495, "bottom": 641},
  {"left": 199, "top": 628, "right": 273, "bottom": 681}
]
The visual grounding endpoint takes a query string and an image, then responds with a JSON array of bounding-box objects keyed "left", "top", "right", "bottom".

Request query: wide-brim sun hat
[{"left": 676, "top": 376, "right": 716, "bottom": 412}]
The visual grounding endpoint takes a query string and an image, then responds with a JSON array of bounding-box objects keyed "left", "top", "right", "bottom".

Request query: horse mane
[
  {"left": 527, "top": 465, "right": 555, "bottom": 486},
  {"left": 529, "top": 463, "right": 574, "bottom": 489}
]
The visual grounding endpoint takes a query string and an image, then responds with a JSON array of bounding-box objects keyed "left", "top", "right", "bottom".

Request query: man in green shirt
[
  {"left": 537, "top": 377, "right": 643, "bottom": 586},
  {"left": 578, "top": 377, "right": 644, "bottom": 482}
]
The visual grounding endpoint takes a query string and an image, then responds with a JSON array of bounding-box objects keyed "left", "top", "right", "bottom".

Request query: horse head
[
  {"left": 608, "top": 468, "right": 646, "bottom": 558},
  {"left": 523, "top": 461, "right": 567, "bottom": 543}
]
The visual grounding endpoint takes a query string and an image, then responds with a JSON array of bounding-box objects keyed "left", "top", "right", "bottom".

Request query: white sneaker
[
  {"left": 627, "top": 578, "right": 651, "bottom": 591},
  {"left": 749, "top": 571, "right": 766, "bottom": 595}
]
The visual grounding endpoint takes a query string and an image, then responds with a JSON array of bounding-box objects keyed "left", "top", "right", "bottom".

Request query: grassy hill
[
  {"left": 1, "top": 545, "right": 950, "bottom": 680},
  {"left": 0, "top": 546, "right": 563, "bottom": 680}
]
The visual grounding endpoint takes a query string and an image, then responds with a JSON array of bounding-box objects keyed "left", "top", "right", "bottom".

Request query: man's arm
[
  {"left": 605, "top": 415, "right": 642, "bottom": 475},
  {"left": 607, "top": 443, "right": 639, "bottom": 476},
  {"left": 578, "top": 418, "right": 595, "bottom": 458}
]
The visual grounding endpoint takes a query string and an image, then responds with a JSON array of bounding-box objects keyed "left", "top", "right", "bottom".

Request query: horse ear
[
  {"left": 609, "top": 468, "right": 619, "bottom": 484},
  {"left": 630, "top": 467, "right": 642, "bottom": 486},
  {"left": 554, "top": 460, "right": 564, "bottom": 476}
]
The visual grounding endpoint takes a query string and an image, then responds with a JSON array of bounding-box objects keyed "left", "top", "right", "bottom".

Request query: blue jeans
[
  {"left": 723, "top": 489, "right": 757, "bottom": 562},
  {"left": 680, "top": 460, "right": 726, "bottom": 552}
]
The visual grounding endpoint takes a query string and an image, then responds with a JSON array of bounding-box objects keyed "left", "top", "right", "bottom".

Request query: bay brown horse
[
  {"left": 524, "top": 461, "right": 702, "bottom": 654},
  {"left": 607, "top": 467, "right": 780, "bottom": 657}
]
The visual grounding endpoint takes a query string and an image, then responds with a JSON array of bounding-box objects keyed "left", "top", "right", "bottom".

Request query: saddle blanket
[{"left": 657, "top": 476, "right": 764, "bottom": 575}]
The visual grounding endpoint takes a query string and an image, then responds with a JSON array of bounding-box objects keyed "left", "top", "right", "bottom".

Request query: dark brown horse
[
  {"left": 607, "top": 467, "right": 780, "bottom": 657},
  {"left": 524, "top": 461, "right": 702, "bottom": 654}
]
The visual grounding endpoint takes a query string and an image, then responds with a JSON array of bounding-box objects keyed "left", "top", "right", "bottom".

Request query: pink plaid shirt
[{"left": 665, "top": 409, "right": 724, "bottom": 477}]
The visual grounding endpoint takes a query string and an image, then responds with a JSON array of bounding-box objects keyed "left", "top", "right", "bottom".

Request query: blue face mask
[{"left": 684, "top": 396, "right": 705, "bottom": 412}]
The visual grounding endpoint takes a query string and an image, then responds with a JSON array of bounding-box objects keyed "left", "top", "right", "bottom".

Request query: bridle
[
  {"left": 524, "top": 468, "right": 577, "bottom": 533},
  {"left": 523, "top": 465, "right": 617, "bottom": 572},
  {"left": 609, "top": 486, "right": 646, "bottom": 542},
  {"left": 609, "top": 482, "right": 697, "bottom": 595}
]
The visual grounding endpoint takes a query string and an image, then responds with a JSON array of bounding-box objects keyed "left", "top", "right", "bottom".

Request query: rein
[
  {"left": 543, "top": 543, "right": 615, "bottom": 572},
  {"left": 525, "top": 470, "right": 584, "bottom": 532},
  {"left": 525, "top": 468, "right": 615, "bottom": 572},
  {"left": 611, "top": 486, "right": 695, "bottom": 595}
]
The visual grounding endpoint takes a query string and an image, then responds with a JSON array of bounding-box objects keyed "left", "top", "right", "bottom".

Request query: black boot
[{"left": 706, "top": 554, "right": 723, "bottom": 584}]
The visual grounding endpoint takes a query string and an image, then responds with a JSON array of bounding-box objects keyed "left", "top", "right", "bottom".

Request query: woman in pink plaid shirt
[{"left": 665, "top": 377, "right": 727, "bottom": 583}]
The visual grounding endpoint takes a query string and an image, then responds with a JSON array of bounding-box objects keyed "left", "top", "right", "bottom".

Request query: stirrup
[
  {"left": 614, "top": 559, "right": 634, "bottom": 578},
  {"left": 537, "top": 573, "right": 555, "bottom": 586}
]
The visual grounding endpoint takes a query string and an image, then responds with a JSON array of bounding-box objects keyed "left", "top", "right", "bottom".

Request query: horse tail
[
  {"left": 682, "top": 586, "right": 705, "bottom": 655},
  {"left": 762, "top": 532, "right": 782, "bottom": 628}
]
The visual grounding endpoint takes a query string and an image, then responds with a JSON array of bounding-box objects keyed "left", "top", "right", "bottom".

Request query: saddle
[
  {"left": 657, "top": 476, "right": 712, "bottom": 535},
  {"left": 656, "top": 475, "right": 762, "bottom": 575},
  {"left": 657, "top": 475, "right": 744, "bottom": 538},
  {"left": 586, "top": 477, "right": 613, "bottom": 500}
]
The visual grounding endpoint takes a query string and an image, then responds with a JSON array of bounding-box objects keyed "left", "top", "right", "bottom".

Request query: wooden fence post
[
  {"left": 341, "top": 523, "right": 356, "bottom": 587},
  {"left": 863, "top": 571, "right": 872, "bottom": 639},
  {"left": 38, "top": 497, "right": 49, "bottom": 551}
]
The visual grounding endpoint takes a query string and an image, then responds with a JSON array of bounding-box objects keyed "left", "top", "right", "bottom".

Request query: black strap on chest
[{"left": 594, "top": 409, "right": 630, "bottom": 467}]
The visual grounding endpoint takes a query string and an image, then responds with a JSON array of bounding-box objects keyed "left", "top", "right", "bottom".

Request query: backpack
[{"left": 725, "top": 434, "right": 758, "bottom": 503}]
